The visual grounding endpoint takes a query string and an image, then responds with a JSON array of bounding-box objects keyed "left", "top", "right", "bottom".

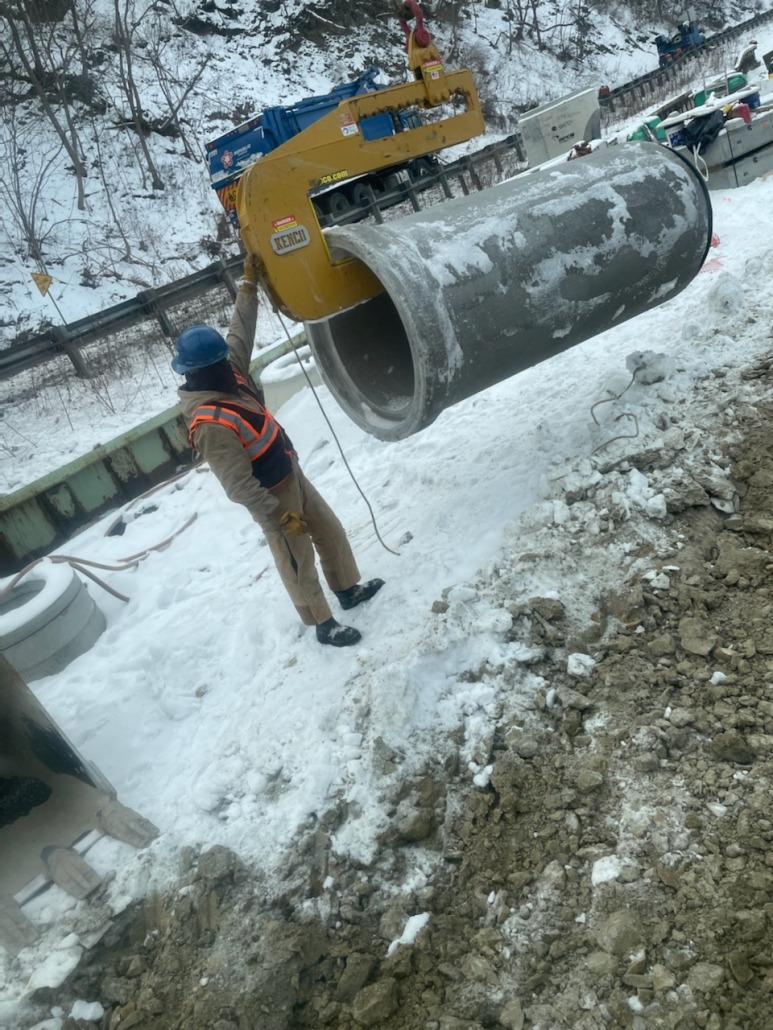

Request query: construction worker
[{"left": 171, "top": 255, "right": 384, "bottom": 647}]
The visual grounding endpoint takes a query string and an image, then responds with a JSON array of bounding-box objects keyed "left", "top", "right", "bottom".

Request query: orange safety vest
[
  {"left": 188, "top": 371, "right": 290, "bottom": 468},
  {"left": 189, "top": 402, "right": 281, "bottom": 461}
]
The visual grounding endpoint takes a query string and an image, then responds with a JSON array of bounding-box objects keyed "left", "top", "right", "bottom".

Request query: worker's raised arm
[{"left": 226, "top": 254, "right": 265, "bottom": 379}]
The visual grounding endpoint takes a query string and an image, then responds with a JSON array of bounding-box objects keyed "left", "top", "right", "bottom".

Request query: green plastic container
[
  {"left": 628, "top": 117, "right": 667, "bottom": 143},
  {"left": 628, "top": 125, "right": 649, "bottom": 141},
  {"left": 647, "top": 117, "right": 667, "bottom": 140}
]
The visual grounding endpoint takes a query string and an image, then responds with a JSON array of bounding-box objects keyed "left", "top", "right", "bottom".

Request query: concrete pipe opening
[{"left": 306, "top": 141, "right": 712, "bottom": 442}]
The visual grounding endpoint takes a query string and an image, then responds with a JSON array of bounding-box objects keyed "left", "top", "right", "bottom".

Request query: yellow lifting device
[{"left": 236, "top": 0, "right": 485, "bottom": 322}]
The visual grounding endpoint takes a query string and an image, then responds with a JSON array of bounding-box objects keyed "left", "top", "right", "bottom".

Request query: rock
[
  {"left": 622, "top": 972, "right": 653, "bottom": 989},
  {"left": 195, "top": 846, "right": 244, "bottom": 883},
  {"left": 648, "top": 572, "right": 671, "bottom": 590},
  {"left": 506, "top": 732, "right": 540, "bottom": 759},
  {"left": 648, "top": 634, "right": 676, "bottom": 656},
  {"left": 594, "top": 910, "right": 644, "bottom": 957},
  {"left": 678, "top": 616, "right": 717, "bottom": 656},
  {"left": 728, "top": 950, "right": 755, "bottom": 985},
  {"left": 667, "top": 707, "right": 695, "bottom": 728},
  {"left": 576, "top": 768, "right": 604, "bottom": 793},
  {"left": 557, "top": 685, "right": 593, "bottom": 711},
  {"left": 652, "top": 964, "right": 676, "bottom": 992},
  {"left": 101, "top": 976, "right": 131, "bottom": 1005},
  {"left": 460, "top": 952, "right": 498, "bottom": 984},
  {"left": 711, "top": 732, "right": 756, "bottom": 764},
  {"left": 634, "top": 753, "right": 660, "bottom": 773},
  {"left": 656, "top": 863, "right": 680, "bottom": 889},
  {"left": 499, "top": 997, "right": 525, "bottom": 1030},
  {"left": 742, "top": 514, "right": 773, "bottom": 534},
  {"left": 686, "top": 962, "right": 725, "bottom": 992},
  {"left": 378, "top": 904, "right": 409, "bottom": 943},
  {"left": 394, "top": 799, "right": 435, "bottom": 843},
  {"left": 336, "top": 953, "right": 376, "bottom": 1003},
  {"left": 352, "top": 977, "right": 399, "bottom": 1026},
  {"left": 585, "top": 951, "right": 618, "bottom": 975},
  {"left": 529, "top": 597, "right": 565, "bottom": 621},
  {"left": 752, "top": 630, "right": 773, "bottom": 655}
]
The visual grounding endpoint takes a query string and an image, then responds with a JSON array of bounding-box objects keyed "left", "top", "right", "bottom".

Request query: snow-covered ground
[
  {"left": 2, "top": 150, "right": 773, "bottom": 1020},
  {"left": 2, "top": 15, "right": 773, "bottom": 1022}
]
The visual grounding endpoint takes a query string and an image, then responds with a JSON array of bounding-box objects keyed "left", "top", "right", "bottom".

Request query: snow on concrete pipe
[{"left": 305, "top": 141, "right": 712, "bottom": 442}]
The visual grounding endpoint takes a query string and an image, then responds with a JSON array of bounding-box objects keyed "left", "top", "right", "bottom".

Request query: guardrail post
[
  {"left": 219, "top": 257, "right": 239, "bottom": 300},
  {"left": 52, "top": 326, "right": 92, "bottom": 379},
  {"left": 138, "top": 288, "right": 175, "bottom": 338}
]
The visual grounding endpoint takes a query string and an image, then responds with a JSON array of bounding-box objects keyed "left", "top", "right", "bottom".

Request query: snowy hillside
[
  {"left": 1, "top": 0, "right": 766, "bottom": 342},
  {"left": 3, "top": 4, "right": 773, "bottom": 1027}
]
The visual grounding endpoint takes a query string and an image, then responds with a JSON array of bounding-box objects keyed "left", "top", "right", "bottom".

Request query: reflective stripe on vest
[{"left": 189, "top": 402, "right": 280, "bottom": 462}]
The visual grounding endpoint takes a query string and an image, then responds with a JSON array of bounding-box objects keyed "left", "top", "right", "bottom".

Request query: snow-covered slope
[{"left": 1, "top": 0, "right": 766, "bottom": 341}]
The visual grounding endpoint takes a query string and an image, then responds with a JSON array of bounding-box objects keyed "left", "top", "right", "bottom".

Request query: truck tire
[
  {"left": 325, "top": 191, "right": 350, "bottom": 216},
  {"left": 350, "top": 182, "right": 374, "bottom": 209},
  {"left": 410, "top": 157, "right": 434, "bottom": 179},
  {"left": 0, "top": 563, "right": 106, "bottom": 682}
]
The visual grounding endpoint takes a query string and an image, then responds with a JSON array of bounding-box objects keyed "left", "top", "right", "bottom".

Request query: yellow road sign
[{"left": 31, "top": 272, "right": 53, "bottom": 296}]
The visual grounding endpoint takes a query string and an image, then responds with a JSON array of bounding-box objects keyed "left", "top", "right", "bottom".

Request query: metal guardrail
[
  {"left": 1, "top": 138, "right": 528, "bottom": 381},
  {"left": 0, "top": 255, "right": 243, "bottom": 381},
  {"left": 317, "top": 133, "right": 528, "bottom": 229},
  {"left": 599, "top": 8, "right": 773, "bottom": 115}
]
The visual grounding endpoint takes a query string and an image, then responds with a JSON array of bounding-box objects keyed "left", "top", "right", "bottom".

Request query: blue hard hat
[{"left": 171, "top": 325, "right": 229, "bottom": 374}]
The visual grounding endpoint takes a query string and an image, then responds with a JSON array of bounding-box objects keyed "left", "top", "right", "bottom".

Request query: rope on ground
[
  {"left": 118, "top": 513, "right": 198, "bottom": 563},
  {"left": 0, "top": 515, "right": 198, "bottom": 604},
  {"left": 591, "top": 413, "right": 640, "bottom": 455},
  {"left": 103, "top": 465, "right": 208, "bottom": 536},
  {"left": 271, "top": 304, "right": 401, "bottom": 558},
  {"left": 589, "top": 369, "right": 641, "bottom": 455}
]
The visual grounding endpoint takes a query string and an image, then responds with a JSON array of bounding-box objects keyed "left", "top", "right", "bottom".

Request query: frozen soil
[{"left": 18, "top": 352, "right": 773, "bottom": 1030}]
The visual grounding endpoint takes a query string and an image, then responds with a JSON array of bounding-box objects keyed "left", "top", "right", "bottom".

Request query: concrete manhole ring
[{"left": 0, "top": 561, "right": 106, "bottom": 682}]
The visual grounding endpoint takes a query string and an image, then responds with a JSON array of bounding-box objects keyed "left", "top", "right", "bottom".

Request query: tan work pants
[{"left": 262, "top": 460, "right": 360, "bottom": 625}]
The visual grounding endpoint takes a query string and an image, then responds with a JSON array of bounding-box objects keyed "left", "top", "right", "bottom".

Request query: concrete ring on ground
[
  {"left": 260, "top": 345, "right": 321, "bottom": 413},
  {"left": 0, "top": 561, "right": 106, "bottom": 682}
]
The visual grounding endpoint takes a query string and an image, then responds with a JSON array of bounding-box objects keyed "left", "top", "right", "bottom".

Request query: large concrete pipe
[{"left": 305, "top": 141, "right": 712, "bottom": 441}]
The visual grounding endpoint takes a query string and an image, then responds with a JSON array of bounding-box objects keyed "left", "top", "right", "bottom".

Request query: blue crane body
[{"left": 654, "top": 20, "right": 706, "bottom": 67}]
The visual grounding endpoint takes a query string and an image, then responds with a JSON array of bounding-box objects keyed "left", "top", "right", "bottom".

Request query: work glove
[
  {"left": 241, "top": 253, "right": 266, "bottom": 287},
  {"left": 278, "top": 510, "right": 309, "bottom": 537}
]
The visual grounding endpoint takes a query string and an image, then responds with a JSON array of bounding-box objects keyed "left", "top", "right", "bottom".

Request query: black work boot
[
  {"left": 316, "top": 617, "right": 361, "bottom": 647},
  {"left": 335, "top": 578, "right": 385, "bottom": 611}
]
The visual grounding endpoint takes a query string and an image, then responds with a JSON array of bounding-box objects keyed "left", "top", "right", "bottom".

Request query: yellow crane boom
[{"left": 236, "top": 4, "right": 485, "bottom": 322}]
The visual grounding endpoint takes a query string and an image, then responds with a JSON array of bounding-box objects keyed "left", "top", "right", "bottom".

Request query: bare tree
[
  {"left": 0, "top": 0, "right": 89, "bottom": 208},
  {"left": 0, "top": 65, "right": 67, "bottom": 262},
  {"left": 138, "top": 11, "right": 210, "bottom": 161},
  {"left": 112, "top": 0, "right": 164, "bottom": 190}
]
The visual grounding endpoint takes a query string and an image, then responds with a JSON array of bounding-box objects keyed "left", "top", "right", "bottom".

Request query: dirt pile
[{"left": 14, "top": 366, "right": 773, "bottom": 1030}]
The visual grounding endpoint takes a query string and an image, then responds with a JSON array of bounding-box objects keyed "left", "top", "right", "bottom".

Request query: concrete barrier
[{"left": 0, "top": 338, "right": 300, "bottom": 575}]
